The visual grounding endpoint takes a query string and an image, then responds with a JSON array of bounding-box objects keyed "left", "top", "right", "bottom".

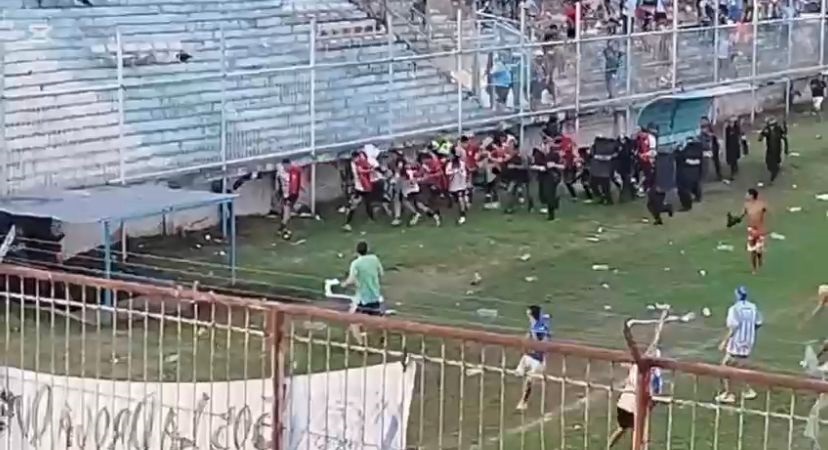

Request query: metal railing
[
  {"left": 2, "top": 264, "right": 828, "bottom": 450},
  {"left": 0, "top": 4, "right": 824, "bottom": 198}
]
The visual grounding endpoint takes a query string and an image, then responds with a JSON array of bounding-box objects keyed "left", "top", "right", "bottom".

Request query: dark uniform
[
  {"left": 699, "top": 122, "right": 722, "bottom": 181},
  {"left": 503, "top": 153, "right": 532, "bottom": 213},
  {"left": 590, "top": 137, "right": 618, "bottom": 205},
  {"left": 676, "top": 139, "right": 704, "bottom": 210},
  {"left": 724, "top": 119, "right": 747, "bottom": 179},
  {"left": 615, "top": 137, "right": 635, "bottom": 202},
  {"left": 759, "top": 119, "right": 788, "bottom": 182},
  {"left": 533, "top": 148, "right": 563, "bottom": 220},
  {"left": 647, "top": 184, "right": 674, "bottom": 225}
]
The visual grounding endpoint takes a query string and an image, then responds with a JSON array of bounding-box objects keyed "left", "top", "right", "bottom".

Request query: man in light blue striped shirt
[{"left": 716, "top": 286, "right": 763, "bottom": 404}]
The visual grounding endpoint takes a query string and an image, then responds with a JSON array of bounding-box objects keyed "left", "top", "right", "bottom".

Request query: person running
[
  {"left": 515, "top": 305, "right": 551, "bottom": 411},
  {"left": 609, "top": 311, "right": 666, "bottom": 448},
  {"left": 445, "top": 151, "right": 469, "bottom": 225},
  {"left": 276, "top": 158, "right": 303, "bottom": 240},
  {"left": 340, "top": 240, "right": 384, "bottom": 344},
  {"left": 716, "top": 286, "right": 763, "bottom": 404},
  {"left": 758, "top": 117, "right": 788, "bottom": 183},
  {"left": 728, "top": 188, "right": 769, "bottom": 274}
]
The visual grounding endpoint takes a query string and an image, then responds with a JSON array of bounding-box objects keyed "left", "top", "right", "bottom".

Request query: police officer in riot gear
[
  {"left": 699, "top": 116, "right": 723, "bottom": 181},
  {"left": 589, "top": 137, "right": 619, "bottom": 205},
  {"left": 759, "top": 117, "right": 788, "bottom": 183},
  {"left": 724, "top": 116, "right": 748, "bottom": 180},
  {"left": 676, "top": 137, "right": 704, "bottom": 211}
]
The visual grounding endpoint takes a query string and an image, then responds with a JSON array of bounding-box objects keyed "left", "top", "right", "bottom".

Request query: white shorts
[
  {"left": 515, "top": 355, "right": 545, "bottom": 377},
  {"left": 814, "top": 96, "right": 824, "bottom": 110}
]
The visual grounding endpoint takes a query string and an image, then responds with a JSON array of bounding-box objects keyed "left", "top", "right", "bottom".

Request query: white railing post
[
  {"left": 750, "top": 5, "right": 759, "bottom": 123},
  {"left": 821, "top": 0, "right": 827, "bottom": 68},
  {"left": 220, "top": 23, "right": 227, "bottom": 189},
  {"left": 116, "top": 28, "right": 128, "bottom": 261},
  {"left": 574, "top": 1, "right": 582, "bottom": 135},
  {"left": 456, "top": 9, "right": 464, "bottom": 136},
  {"left": 0, "top": 43, "right": 7, "bottom": 196},
  {"left": 518, "top": 6, "right": 525, "bottom": 146},
  {"left": 671, "top": 3, "right": 678, "bottom": 90},
  {"left": 785, "top": 0, "right": 793, "bottom": 117},
  {"left": 625, "top": 11, "right": 633, "bottom": 134},
  {"left": 386, "top": 12, "right": 394, "bottom": 137},
  {"left": 220, "top": 23, "right": 229, "bottom": 237},
  {"left": 310, "top": 18, "right": 318, "bottom": 214},
  {"left": 713, "top": 2, "right": 720, "bottom": 82},
  {"left": 116, "top": 28, "right": 125, "bottom": 185}
]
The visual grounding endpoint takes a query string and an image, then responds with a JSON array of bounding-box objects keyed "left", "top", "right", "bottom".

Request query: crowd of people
[{"left": 266, "top": 108, "right": 788, "bottom": 238}]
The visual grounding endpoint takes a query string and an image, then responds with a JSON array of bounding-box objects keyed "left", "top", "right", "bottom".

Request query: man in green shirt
[{"left": 341, "top": 240, "right": 384, "bottom": 343}]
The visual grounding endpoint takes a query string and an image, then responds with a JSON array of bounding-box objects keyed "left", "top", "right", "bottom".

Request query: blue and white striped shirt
[
  {"left": 726, "top": 300, "right": 763, "bottom": 356},
  {"left": 527, "top": 317, "right": 551, "bottom": 362}
]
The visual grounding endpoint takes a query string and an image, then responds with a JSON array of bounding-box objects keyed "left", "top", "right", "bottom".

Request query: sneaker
[
  {"left": 342, "top": 224, "right": 352, "bottom": 232},
  {"left": 715, "top": 392, "right": 736, "bottom": 404},
  {"left": 458, "top": 216, "right": 466, "bottom": 225},
  {"left": 742, "top": 388, "right": 757, "bottom": 400},
  {"left": 515, "top": 400, "right": 528, "bottom": 411},
  {"left": 539, "top": 207, "right": 549, "bottom": 214},
  {"left": 409, "top": 213, "right": 421, "bottom": 226},
  {"left": 391, "top": 218, "right": 401, "bottom": 227},
  {"left": 434, "top": 214, "right": 442, "bottom": 227}
]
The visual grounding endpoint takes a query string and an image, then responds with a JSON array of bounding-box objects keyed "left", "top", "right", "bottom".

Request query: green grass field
[{"left": 4, "top": 112, "right": 828, "bottom": 449}]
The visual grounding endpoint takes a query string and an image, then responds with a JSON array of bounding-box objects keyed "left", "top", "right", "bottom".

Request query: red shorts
[{"left": 747, "top": 231, "right": 765, "bottom": 253}]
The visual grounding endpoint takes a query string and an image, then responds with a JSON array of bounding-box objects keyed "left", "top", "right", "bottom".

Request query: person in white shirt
[
  {"left": 609, "top": 311, "right": 667, "bottom": 448},
  {"left": 716, "top": 286, "right": 763, "bottom": 404},
  {"left": 445, "top": 151, "right": 469, "bottom": 225}
]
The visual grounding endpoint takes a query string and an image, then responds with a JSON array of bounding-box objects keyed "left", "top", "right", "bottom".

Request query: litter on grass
[
  {"left": 770, "top": 232, "right": 787, "bottom": 241},
  {"left": 716, "top": 243, "right": 735, "bottom": 252},
  {"left": 788, "top": 206, "right": 803, "bottom": 213},
  {"left": 592, "top": 264, "right": 610, "bottom": 271},
  {"left": 702, "top": 307, "right": 712, "bottom": 317}
]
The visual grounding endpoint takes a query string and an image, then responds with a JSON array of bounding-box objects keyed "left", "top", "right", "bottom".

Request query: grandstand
[
  {"left": 0, "top": 0, "right": 823, "bottom": 200},
  {"left": 0, "top": 0, "right": 497, "bottom": 193}
]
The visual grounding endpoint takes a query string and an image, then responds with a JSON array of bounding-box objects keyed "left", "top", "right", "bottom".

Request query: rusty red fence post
[
  {"left": 269, "top": 309, "right": 286, "bottom": 450},
  {"left": 632, "top": 361, "right": 652, "bottom": 450}
]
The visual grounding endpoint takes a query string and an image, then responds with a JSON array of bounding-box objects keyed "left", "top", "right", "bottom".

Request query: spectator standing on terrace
[
  {"left": 489, "top": 56, "right": 513, "bottom": 108},
  {"left": 603, "top": 40, "right": 623, "bottom": 98},
  {"left": 621, "top": 0, "right": 638, "bottom": 33},
  {"left": 716, "top": 286, "right": 762, "bottom": 404}
]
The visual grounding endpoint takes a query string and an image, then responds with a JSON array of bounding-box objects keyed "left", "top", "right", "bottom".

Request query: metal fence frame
[
  {"left": 2, "top": 263, "right": 828, "bottom": 450},
  {"left": 0, "top": 4, "right": 826, "bottom": 201}
]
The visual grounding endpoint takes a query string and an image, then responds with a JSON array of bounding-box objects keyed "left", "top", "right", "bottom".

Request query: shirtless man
[{"left": 729, "top": 188, "right": 768, "bottom": 274}]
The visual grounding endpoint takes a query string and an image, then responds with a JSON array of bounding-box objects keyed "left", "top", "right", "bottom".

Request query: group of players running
[{"left": 272, "top": 121, "right": 662, "bottom": 239}]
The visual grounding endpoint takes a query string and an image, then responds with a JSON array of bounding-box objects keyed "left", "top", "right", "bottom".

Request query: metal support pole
[
  {"left": 713, "top": 4, "right": 720, "bottom": 82},
  {"left": 269, "top": 310, "right": 286, "bottom": 450},
  {"left": 457, "top": 9, "right": 464, "bottom": 136},
  {"left": 631, "top": 362, "right": 653, "bottom": 450},
  {"left": 473, "top": 17, "right": 481, "bottom": 97},
  {"left": 625, "top": 13, "right": 633, "bottom": 134},
  {"left": 785, "top": 0, "right": 793, "bottom": 117},
  {"left": 574, "top": 1, "right": 582, "bottom": 134},
  {"left": 113, "top": 31, "right": 128, "bottom": 271},
  {"left": 102, "top": 220, "right": 113, "bottom": 319},
  {"left": 220, "top": 24, "right": 229, "bottom": 237},
  {"left": 750, "top": 4, "right": 759, "bottom": 123},
  {"left": 229, "top": 201, "right": 237, "bottom": 284},
  {"left": 671, "top": 4, "right": 678, "bottom": 90},
  {"left": 0, "top": 44, "right": 7, "bottom": 196},
  {"left": 820, "top": 0, "right": 827, "bottom": 67},
  {"left": 386, "top": 13, "right": 394, "bottom": 138},
  {"left": 518, "top": 7, "right": 525, "bottom": 146},
  {"left": 116, "top": 28, "right": 125, "bottom": 184},
  {"left": 310, "top": 18, "right": 318, "bottom": 214}
]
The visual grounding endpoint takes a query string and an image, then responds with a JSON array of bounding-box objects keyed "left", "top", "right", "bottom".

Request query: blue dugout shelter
[
  {"left": 636, "top": 83, "right": 753, "bottom": 150},
  {"left": 0, "top": 184, "right": 237, "bottom": 307}
]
